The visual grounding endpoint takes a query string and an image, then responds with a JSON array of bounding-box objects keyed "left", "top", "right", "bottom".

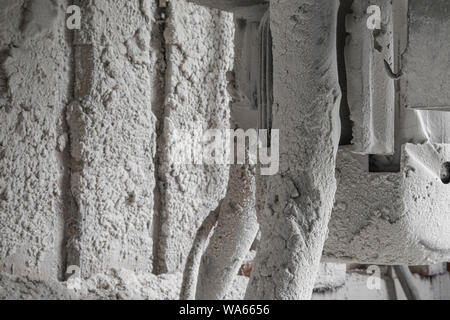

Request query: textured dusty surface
[
  {"left": 1, "top": 0, "right": 450, "bottom": 302},
  {"left": 68, "top": 0, "right": 163, "bottom": 277},
  {"left": 0, "top": 270, "right": 245, "bottom": 300},
  {"left": 0, "top": 0, "right": 236, "bottom": 284},
  {"left": 0, "top": 272, "right": 76, "bottom": 300},
  {"left": 246, "top": 0, "right": 341, "bottom": 300},
  {"left": 196, "top": 159, "right": 258, "bottom": 299},
  {"left": 324, "top": 144, "right": 450, "bottom": 265},
  {"left": 0, "top": 0, "right": 71, "bottom": 280},
  {"left": 326, "top": 0, "right": 450, "bottom": 266},
  {"left": 345, "top": 0, "right": 395, "bottom": 155},
  {"left": 0, "top": 263, "right": 351, "bottom": 300},
  {"left": 395, "top": 0, "right": 450, "bottom": 155},
  {"left": 394, "top": 0, "right": 450, "bottom": 160},
  {"left": 69, "top": 269, "right": 182, "bottom": 300},
  {"left": 401, "top": 0, "right": 450, "bottom": 111},
  {"left": 156, "top": 0, "right": 234, "bottom": 273},
  {"left": 0, "top": 270, "right": 181, "bottom": 300}
]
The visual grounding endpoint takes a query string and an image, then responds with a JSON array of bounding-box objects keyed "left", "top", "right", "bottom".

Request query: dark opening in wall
[
  {"left": 337, "top": 0, "right": 354, "bottom": 146},
  {"left": 441, "top": 162, "right": 450, "bottom": 184},
  {"left": 369, "top": 154, "right": 401, "bottom": 173}
]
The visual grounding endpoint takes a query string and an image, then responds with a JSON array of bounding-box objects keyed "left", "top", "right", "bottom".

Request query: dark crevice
[
  {"left": 18, "top": 0, "right": 32, "bottom": 35},
  {"left": 59, "top": 0, "right": 80, "bottom": 281},
  {"left": 337, "top": 0, "right": 353, "bottom": 146},
  {"left": 440, "top": 162, "right": 450, "bottom": 185},
  {"left": 152, "top": 0, "right": 168, "bottom": 275},
  {"left": 0, "top": 49, "right": 10, "bottom": 98}
]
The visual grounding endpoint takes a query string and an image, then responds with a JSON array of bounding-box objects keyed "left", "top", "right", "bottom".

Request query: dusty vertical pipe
[
  {"left": 180, "top": 146, "right": 258, "bottom": 301},
  {"left": 180, "top": 201, "right": 222, "bottom": 300},
  {"left": 246, "top": 0, "right": 341, "bottom": 300}
]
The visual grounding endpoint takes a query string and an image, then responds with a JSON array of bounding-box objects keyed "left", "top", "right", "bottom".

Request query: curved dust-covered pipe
[
  {"left": 180, "top": 149, "right": 258, "bottom": 300},
  {"left": 195, "top": 159, "right": 258, "bottom": 300}
]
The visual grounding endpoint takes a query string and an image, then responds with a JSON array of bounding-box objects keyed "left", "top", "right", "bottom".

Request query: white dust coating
[
  {"left": 246, "top": 0, "right": 342, "bottom": 300},
  {"left": 191, "top": 8, "right": 265, "bottom": 298},
  {"left": 401, "top": 0, "right": 450, "bottom": 112},
  {"left": 67, "top": 269, "right": 183, "bottom": 300},
  {"left": 67, "top": 0, "right": 163, "bottom": 277},
  {"left": 180, "top": 7, "right": 262, "bottom": 298},
  {"left": 0, "top": 272, "right": 77, "bottom": 300},
  {"left": 196, "top": 160, "right": 258, "bottom": 299},
  {"left": 345, "top": 0, "right": 395, "bottom": 155},
  {"left": 22, "top": 0, "right": 59, "bottom": 40},
  {"left": 180, "top": 199, "right": 222, "bottom": 300},
  {"left": 0, "top": 270, "right": 181, "bottom": 300},
  {"left": 396, "top": 0, "right": 450, "bottom": 145},
  {"left": 324, "top": 144, "right": 450, "bottom": 265},
  {"left": 0, "top": 263, "right": 349, "bottom": 300},
  {"left": 374, "top": 0, "right": 450, "bottom": 163},
  {"left": 0, "top": 269, "right": 251, "bottom": 300},
  {"left": 314, "top": 263, "right": 346, "bottom": 292},
  {"left": 156, "top": 0, "right": 235, "bottom": 273},
  {"left": 0, "top": 0, "right": 71, "bottom": 280},
  {"left": 323, "top": 0, "right": 450, "bottom": 265}
]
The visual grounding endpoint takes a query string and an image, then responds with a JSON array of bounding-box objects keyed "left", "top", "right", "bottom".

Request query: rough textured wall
[
  {"left": 324, "top": 147, "right": 404, "bottom": 263},
  {"left": 156, "top": 0, "right": 234, "bottom": 273},
  {"left": 0, "top": 0, "right": 233, "bottom": 281},
  {"left": 0, "top": 0, "right": 71, "bottom": 280},
  {"left": 0, "top": 0, "right": 165, "bottom": 280},
  {"left": 324, "top": 145, "right": 450, "bottom": 265},
  {"left": 69, "top": 0, "right": 163, "bottom": 277},
  {"left": 324, "top": 0, "right": 450, "bottom": 266},
  {"left": 401, "top": 0, "right": 450, "bottom": 111},
  {"left": 397, "top": 0, "right": 450, "bottom": 145}
]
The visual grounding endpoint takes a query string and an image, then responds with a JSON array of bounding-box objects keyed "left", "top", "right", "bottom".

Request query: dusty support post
[{"left": 246, "top": 0, "right": 341, "bottom": 300}]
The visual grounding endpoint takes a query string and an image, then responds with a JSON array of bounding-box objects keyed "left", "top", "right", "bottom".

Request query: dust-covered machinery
[{"left": 189, "top": 0, "right": 450, "bottom": 266}]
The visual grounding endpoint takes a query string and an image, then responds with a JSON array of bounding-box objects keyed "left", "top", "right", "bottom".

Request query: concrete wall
[
  {"left": 0, "top": 0, "right": 234, "bottom": 280},
  {"left": 0, "top": 0, "right": 71, "bottom": 280},
  {"left": 68, "top": 0, "right": 164, "bottom": 278}
]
